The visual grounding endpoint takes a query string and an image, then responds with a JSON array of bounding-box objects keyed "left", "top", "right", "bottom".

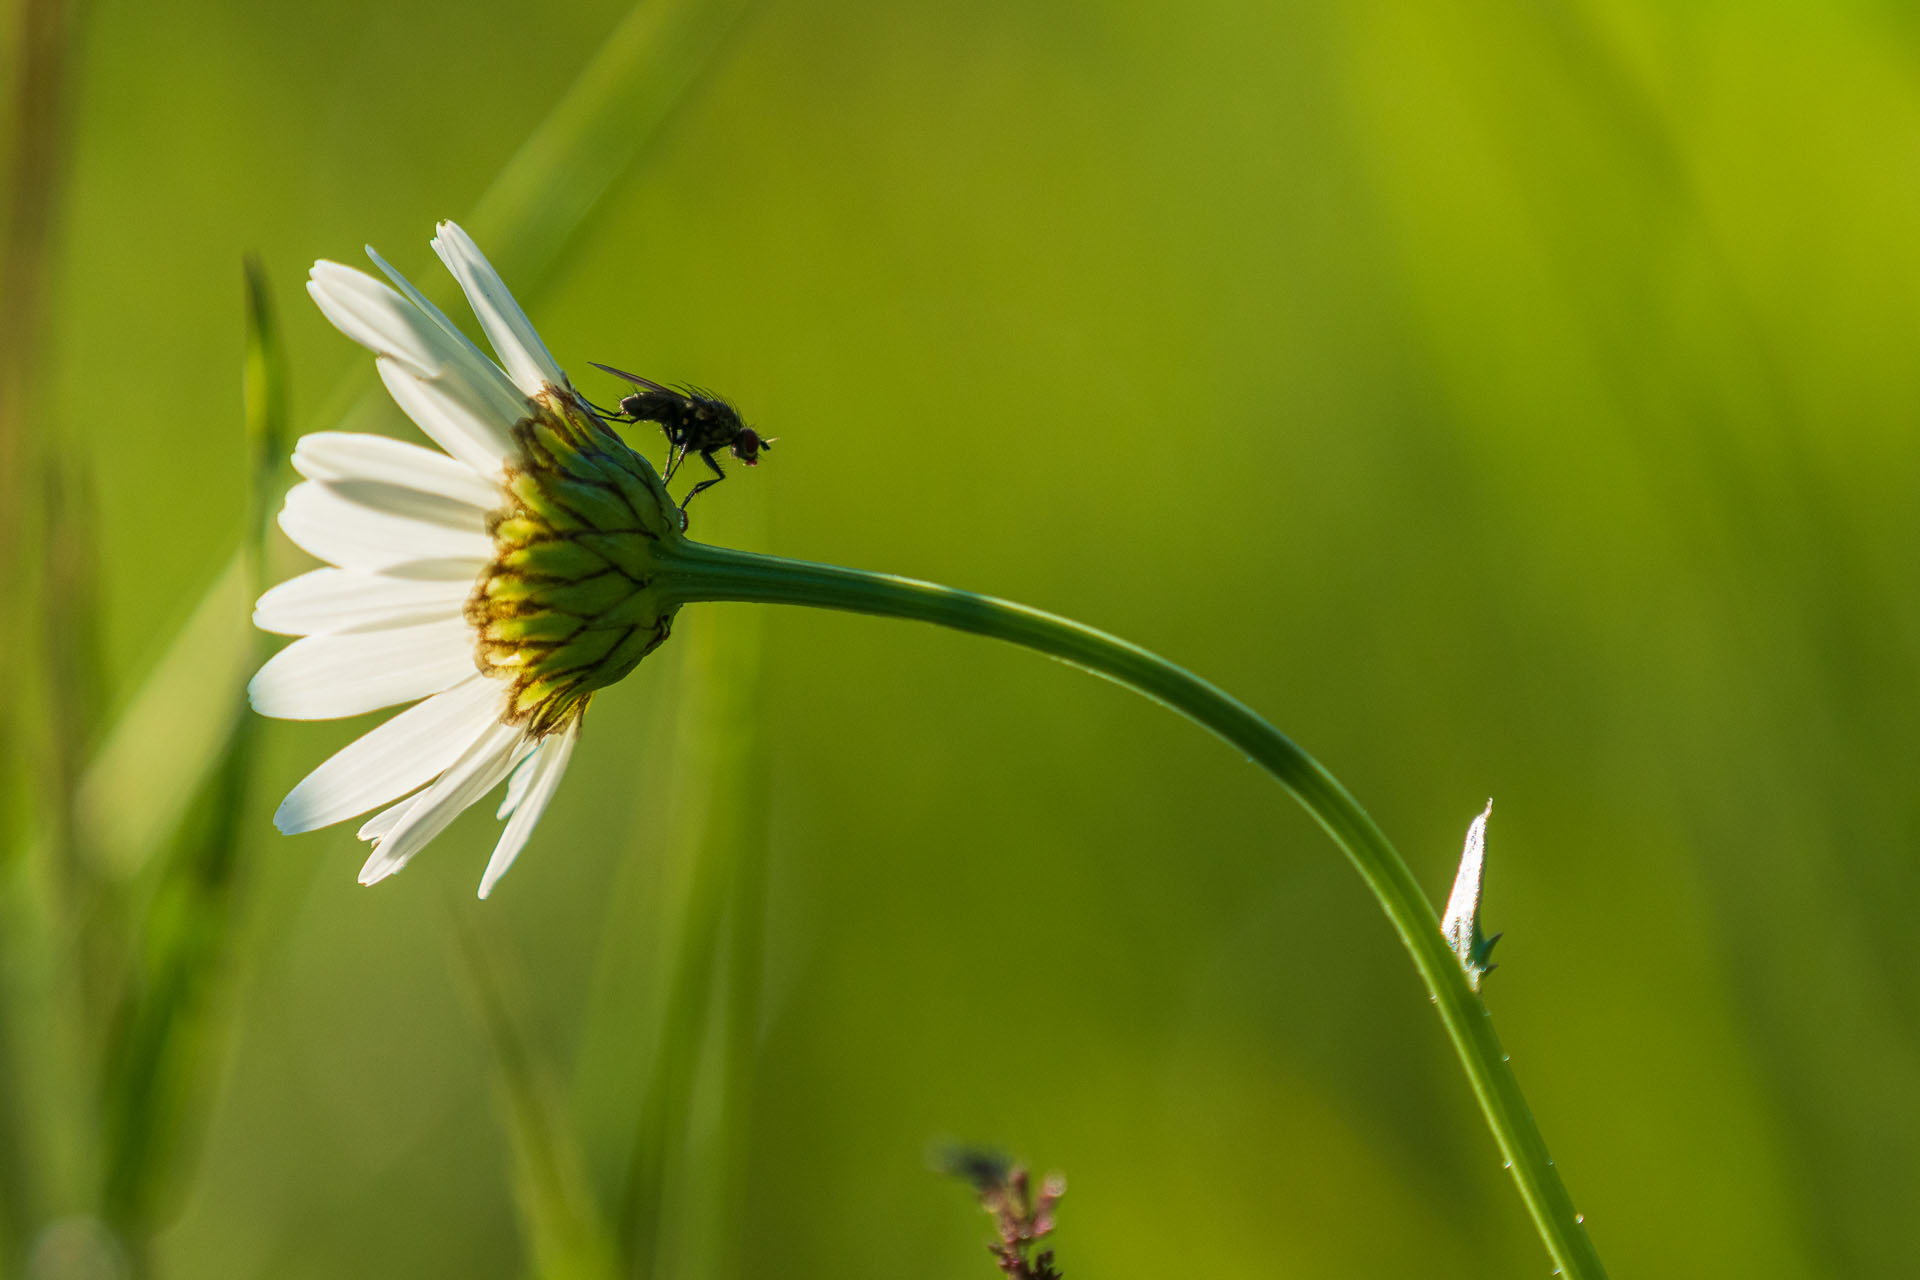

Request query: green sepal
[
  {"left": 579, "top": 622, "right": 671, "bottom": 691},
  {"left": 547, "top": 475, "right": 655, "bottom": 534},
  {"left": 572, "top": 532, "right": 658, "bottom": 580},
  {"left": 537, "top": 627, "right": 626, "bottom": 677},
  {"left": 486, "top": 611, "right": 585, "bottom": 646},
  {"left": 471, "top": 391, "right": 684, "bottom": 734},
  {"left": 520, "top": 572, "right": 637, "bottom": 618},
  {"left": 588, "top": 589, "right": 671, "bottom": 629},
  {"left": 502, "top": 538, "right": 620, "bottom": 581}
]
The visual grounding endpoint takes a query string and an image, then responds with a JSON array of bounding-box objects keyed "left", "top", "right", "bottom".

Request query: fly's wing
[{"left": 589, "top": 362, "right": 673, "bottom": 395}]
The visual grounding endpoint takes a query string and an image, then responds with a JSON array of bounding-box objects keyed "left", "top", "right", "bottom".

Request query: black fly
[{"left": 589, "top": 362, "right": 770, "bottom": 510}]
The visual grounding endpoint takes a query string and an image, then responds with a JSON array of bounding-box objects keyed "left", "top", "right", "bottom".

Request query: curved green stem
[{"left": 657, "top": 539, "right": 1607, "bottom": 1280}]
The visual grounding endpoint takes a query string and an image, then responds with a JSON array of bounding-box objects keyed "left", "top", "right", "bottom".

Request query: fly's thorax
[{"left": 468, "top": 388, "right": 683, "bottom": 736}]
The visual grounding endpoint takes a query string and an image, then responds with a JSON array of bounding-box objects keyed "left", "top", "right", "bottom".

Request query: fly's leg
[
  {"left": 660, "top": 425, "right": 686, "bottom": 482},
  {"left": 680, "top": 449, "right": 728, "bottom": 508}
]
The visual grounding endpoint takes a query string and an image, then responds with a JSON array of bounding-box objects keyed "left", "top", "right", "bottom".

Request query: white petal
[
  {"left": 318, "top": 476, "right": 490, "bottom": 532},
  {"left": 273, "top": 675, "right": 506, "bottom": 833},
  {"left": 307, "top": 261, "right": 523, "bottom": 410},
  {"left": 431, "top": 221, "right": 565, "bottom": 395},
  {"left": 375, "top": 357, "right": 519, "bottom": 480},
  {"left": 385, "top": 558, "right": 503, "bottom": 582},
  {"left": 307, "top": 261, "right": 527, "bottom": 476},
  {"left": 358, "top": 723, "right": 531, "bottom": 884},
  {"left": 248, "top": 618, "right": 477, "bottom": 720},
  {"left": 478, "top": 723, "right": 578, "bottom": 898},
  {"left": 278, "top": 480, "right": 493, "bottom": 572},
  {"left": 254, "top": 567, "right": 474, "bottom": 636},
  {"left": 496, "top": 749, "right": 538, "bottom": 819},
  {"left": 293, "top": 432, "right": 504, "bottom": 510},
  {"left": 359, "top": 791, "right": 425, "bottom": 842},
  {"left": 366, "top": 246, "right": 508, "bottom": 378}
]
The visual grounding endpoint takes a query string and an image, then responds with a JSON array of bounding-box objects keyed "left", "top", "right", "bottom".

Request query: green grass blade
[
  {"left": 76, "top": 561, "right": 254, "bottom": 877},
  {"left": 659, "top": 672, "right": 768, "bottom": 1280},
  {"left": 97, "top": 708, "right": 257, "bottom": 1255},
  {"left": 614, "top": 513, "right": 768, "bottom": 1280},
  {"left": 0, "top": 0, "right": 83, "bottom": 868},
  {"left": 95, "top": 260, "right": 290, "bottom": 1255},
  {"left": 242, "top": 253, "right": 290, "bottom": 587},
  {"left": 463, "top": 0, "right": 762, "bottom": 288},
  {"left": 449, "top": 911, "right": 621, "bottom": 1280},
  {"left": 0, "top": 0, "right": 94, "bottom": 1244},
  {"left": 40, "top": 455, "right": 121, "bottom": 1073}
]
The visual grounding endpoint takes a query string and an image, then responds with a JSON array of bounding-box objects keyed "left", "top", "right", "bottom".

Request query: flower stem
[{"left": 658, "top": 539, "right": 1608, "bottom": 1280}]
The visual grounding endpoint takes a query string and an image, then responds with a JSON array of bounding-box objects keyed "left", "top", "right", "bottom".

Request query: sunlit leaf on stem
[{"left": 1441, "top": 800, "right": 1501, "bottom": 994}]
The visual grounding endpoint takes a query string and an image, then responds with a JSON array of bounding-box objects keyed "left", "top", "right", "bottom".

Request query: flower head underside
[{"left": 249, "top": 222, "right": 679, "bottom": 895}]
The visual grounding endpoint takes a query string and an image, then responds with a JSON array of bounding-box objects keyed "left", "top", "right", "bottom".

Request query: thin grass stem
[
  {"left": 616, "top": 598, "right": 766, "bottom": 1280},
  {"left": 448, "top": 911, "right": 620, "bottom": 1280},
  {"left": 94, "top": 260, "right": 293, "bottom": 1267},
  {"left": 0, "top": 0, "right": 87, "bottom": 1247}
]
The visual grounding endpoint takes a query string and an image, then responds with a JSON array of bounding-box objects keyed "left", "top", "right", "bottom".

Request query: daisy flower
[{"left": 250, "top": 222, "right": 681, "bottom": 896}]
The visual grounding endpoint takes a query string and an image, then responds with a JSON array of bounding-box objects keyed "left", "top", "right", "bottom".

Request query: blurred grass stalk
[
  {"left": 452, "top": 915, "right": 623, "bottom": 1280},
  {"left": 451, "top": 445, "right": 771, "bottom": 1274},
  {"left": 450, "top": 514, "right": 769, "bottom": 1280},
  {"left": 40, "top": 463, "right": 110, "bottom": 1022},
  {"left": 615, "top": 531, "right": 768, "bottom": 1280},
  {"left": 90, "top": 262, "right": 289, "bottom": 1268},
  {"left": 0, "top": 0, "right": 85, "bottom": 1256},
  {"left": 0, "top": 0, "right": 79, "bottom": 835}
]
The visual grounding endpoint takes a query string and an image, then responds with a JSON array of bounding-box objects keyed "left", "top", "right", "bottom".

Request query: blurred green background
[{"left": 5, "top": 0, "right": 1919, "bottom": 1275}]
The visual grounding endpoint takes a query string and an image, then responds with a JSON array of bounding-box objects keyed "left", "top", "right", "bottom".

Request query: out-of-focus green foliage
[
  {"left": 450, "top": 912, "right": 620, "bottom": 1280},
  {"left": 7, "top": 0, "right": 1920, "bottom": 1276},
  {"left": 94, "top": 258, "right": 287, "bottom": 1266}
]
